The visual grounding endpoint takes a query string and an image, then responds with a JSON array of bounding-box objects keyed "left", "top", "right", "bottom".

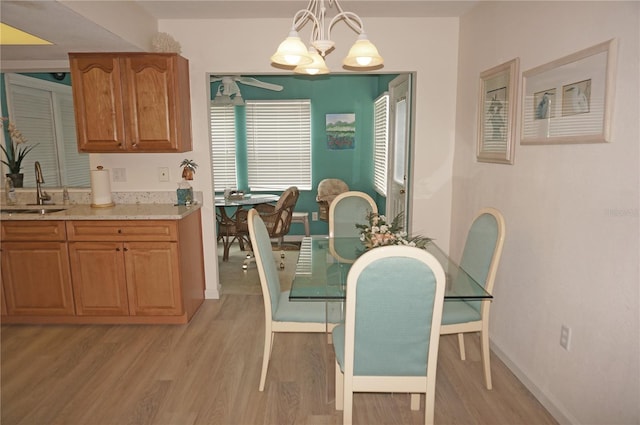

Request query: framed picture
[
  {"left": 326, "top": 113, "right": 355, "bottom": 150},
  {"left": 521, "top": 39, "right": 617, "bottom": 144},
  {"left": 476, "top": 58, "right": 519, "bottom": 164}
]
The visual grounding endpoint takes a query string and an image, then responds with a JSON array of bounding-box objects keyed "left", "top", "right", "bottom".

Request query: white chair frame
[
  {"left": 440, "top": 207, "right": 505, "bottom": 390},
  {"left": 328, "top": 191, "right": 378, "bottom": 238},
  {"left": 334, "top": 246, "right": 446, "bottom": 425},
  {"left": 248, "top": 209, "right": 335, "bottom": 391}
]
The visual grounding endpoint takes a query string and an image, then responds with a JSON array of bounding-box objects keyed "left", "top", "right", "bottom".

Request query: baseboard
[{"left": 490, "top": 339, "right": 577, "bottom": 425}]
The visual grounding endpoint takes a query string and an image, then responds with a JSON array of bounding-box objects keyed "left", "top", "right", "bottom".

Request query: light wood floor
[{"left": 1, "top": 247, "right": 558, "bottom": 425}]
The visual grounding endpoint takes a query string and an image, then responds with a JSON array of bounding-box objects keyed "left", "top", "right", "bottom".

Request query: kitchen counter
[{"left": 0, "top": 203, "right": 202, "bottom": 221}]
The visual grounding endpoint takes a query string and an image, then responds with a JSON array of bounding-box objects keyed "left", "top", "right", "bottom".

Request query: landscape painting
[{"left": 326, "top": 113, "right": 355, "bottom": 150}]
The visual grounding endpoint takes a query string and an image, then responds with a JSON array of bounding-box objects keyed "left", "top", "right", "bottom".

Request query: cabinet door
[
  {"left": 1, "top": 242, "right": 75, "bottom": 316},
  {"left": 68, "top": 242, "right": 129, "bottom": 316},
  {"left": 69, "top": 54, "right": 127, "bottom": 152},
  {"left": 124, "top": 242, "right": 183, "bottom": 316},
  {"left": 123, "top": 55, "right": 182, "bottom": 152}
]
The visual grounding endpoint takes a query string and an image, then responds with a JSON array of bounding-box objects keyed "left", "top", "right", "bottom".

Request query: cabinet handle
[
  {"left": 132, "top": 143, "right": 138, "bottom": 149},
  {"left": 118, "top": 229, "right": 122, "bottom": 234},
  {"left": 123, "top": 247, "right": 129, "bottom": 252},
  {"left": 116, "top": 247, "right": 120, "bottom": 251}
]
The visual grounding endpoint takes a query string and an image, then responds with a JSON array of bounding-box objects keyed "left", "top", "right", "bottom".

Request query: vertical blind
[
  {"left": 373, "top": 93, "right": 389, "bottom": 196},
  {"left": 210, "top": 104, "right": 237, "bottom": 191},
  {"left": 245, "top": 100, "right": 311, "bottom": 191}
]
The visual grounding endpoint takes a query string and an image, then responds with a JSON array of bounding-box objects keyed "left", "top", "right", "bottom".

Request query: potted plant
[
  {"left": 180, "top": 159, "right": 198, "bottom": 181},
  {"left": 1, "top": 118, "right": 37, "bottom": 187}
]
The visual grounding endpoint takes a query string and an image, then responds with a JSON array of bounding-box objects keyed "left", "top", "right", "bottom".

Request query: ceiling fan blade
[{"left": 236, "top": 77, "right": 283, "bottom": 91}]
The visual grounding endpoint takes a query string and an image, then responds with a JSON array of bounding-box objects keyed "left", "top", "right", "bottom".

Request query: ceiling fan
[{"left": 210, "top": 76, "right": 283, "bottom": 105}]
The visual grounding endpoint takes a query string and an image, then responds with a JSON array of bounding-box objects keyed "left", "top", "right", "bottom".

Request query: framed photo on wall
[
  {"left": 521, "top": 39, "right": 617, "bottom": 144},
  {"left": 476, "top": 58, "right": 519, "bottom": 164}
]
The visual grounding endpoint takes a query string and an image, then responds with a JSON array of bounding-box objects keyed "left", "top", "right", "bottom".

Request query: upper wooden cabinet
[{"left": 68, "top": 52, "right": 193, "bottom": 153}]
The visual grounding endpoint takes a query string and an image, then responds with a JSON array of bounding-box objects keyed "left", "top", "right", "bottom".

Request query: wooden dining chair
[
  {"left": 440, "top": 207, "right": 505, "bottom": 390},
  {"left": 329, "top": 191, "right": 378, "bottom": 238},
  {"left": 237, "top": 186, "right": 299, "bottom": 270},
  {"left": 247, "top": 208, "right": 332, "bottom": 391},
  {"left": 332, "top": 245, "right": 446, "bottom": 425}
]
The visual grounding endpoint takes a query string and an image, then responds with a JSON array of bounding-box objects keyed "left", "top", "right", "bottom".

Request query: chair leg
[
  {"left": 259, "top": 331, "right": 273, "bottom": 391},
  {"left": 343, "top": 388, "right": 353, "bottom": 425},
  {"left": 457, "top": 333, "right": 466, "bottom": 360},
  {"left": 425, "top": 389, "right": 435, "bottom": 425},
  {"left": 481, "top": 328, "right": 493, "bottom": 390},
  {"left": 410, "top": 393, "right": 420, "bottom": 410},
  {"left": 335, "top": 360, "right": 343, "bottom": 411}
]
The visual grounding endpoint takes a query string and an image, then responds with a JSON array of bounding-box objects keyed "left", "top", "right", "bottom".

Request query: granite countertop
[{"left": 0, "top": 203, "right": 202, "bottom": 221}]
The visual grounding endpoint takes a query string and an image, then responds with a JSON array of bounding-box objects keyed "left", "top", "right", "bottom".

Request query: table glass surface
[
  {"left": 214, "top": 194, "right": 279, "bottom": 207},
  {"left": 289, "top": 236, "right": 493, "bottom": 301}
]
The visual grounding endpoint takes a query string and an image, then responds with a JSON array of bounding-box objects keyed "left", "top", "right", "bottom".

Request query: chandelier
[{"left": 270, "top": 0, "right": 384, "bottom": 75}]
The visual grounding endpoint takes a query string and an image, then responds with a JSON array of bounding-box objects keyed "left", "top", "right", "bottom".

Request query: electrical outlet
[
  {"left": 158, "top": 167, "right": 170, "bottom": 182},
  {"left": 312, "top": 211, "right": 319, "bottom": 221},
  {"left": 560, "top": 325, "right": 571, "bottom": 351},
  {"left": 112, "top": 168, "right": 127, "bottom": 182}
]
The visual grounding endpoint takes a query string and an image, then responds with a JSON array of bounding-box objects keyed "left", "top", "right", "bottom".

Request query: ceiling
[{"left": 0, "top": 1, "right": 477, "bottom": 64}]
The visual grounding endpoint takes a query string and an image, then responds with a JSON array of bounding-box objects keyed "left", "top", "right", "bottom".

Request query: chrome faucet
[{"left": 35, "top": 161, "right": 51, "bottom": 205}]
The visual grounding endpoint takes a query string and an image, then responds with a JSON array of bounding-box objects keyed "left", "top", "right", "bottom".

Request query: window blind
[
  {"left": 373, "top": 93, "right": 389, "bottom": 196},
  {"left": 245, "top": 100, "right": 311, "bottom": 191},
  {"left": 210, "top": 104, "right": 238, "bottom": 191},
  {"left": 5, "top": 74, "right": 89, "bottom": 187}
]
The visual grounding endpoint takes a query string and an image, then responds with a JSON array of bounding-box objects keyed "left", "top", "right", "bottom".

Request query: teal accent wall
[{"left": 211, "top": 74, "right": 397, "bottom": 235}]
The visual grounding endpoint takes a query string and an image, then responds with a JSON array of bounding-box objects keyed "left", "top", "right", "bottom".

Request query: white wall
[
  {"left": 452, "top": 2, "right": 639, "bottom": 424},
  {"left": 88, "top": 17, "right": 461, "bottom": 299}
]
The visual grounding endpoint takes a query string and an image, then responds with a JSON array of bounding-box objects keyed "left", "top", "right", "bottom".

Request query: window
[
  {"left": 373, "top": 93, "right": 389, "bottom": 195},
  {"left": 245, "top": 100, "right": 311, "bottom": 191},
  {"left": 210, "top": 104, "right": 237, "bottom": 191},
  {"left": 4, "top": 73, "right": 89, "bottom": 187}
]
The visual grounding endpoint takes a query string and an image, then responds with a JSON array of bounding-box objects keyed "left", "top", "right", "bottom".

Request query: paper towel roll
[{"left": 90, "top": 166, "right": 114, "bottom": 208}]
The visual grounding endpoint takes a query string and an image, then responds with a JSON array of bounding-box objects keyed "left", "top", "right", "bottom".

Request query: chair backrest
[
  {"left": 248, "top": 209, "right": 281, "bottom": 319},
  {"left": 269, "top": 186, "right": 299, "bottom": 238},
  {"left": 343, "top": 245, "right": 446, "bottom": 377},
  {"left": 329, "top": 191, "right": 378, "bottom": 238},
  {"left": 459, "top": 207, "right": 505, "bottom": 312},
  {"left": 316, "top": 178, "right": 349, "bottom": 202}
]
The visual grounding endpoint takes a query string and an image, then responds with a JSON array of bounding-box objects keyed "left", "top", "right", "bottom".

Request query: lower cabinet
[
  {"left": 0, "top": 221, "right": 75, "bottom": 316},
  {"left": 68, "top": 241, "right": 130, "bottom": 316},
  {"left": 1, "top": 212, "right": 205, "bottom": 324},
  {"left": 1, "top": 241, "right": 75, "bottom": 316},
  {"left": 69, "top": 241, "right": 182, "bottom": 316}
]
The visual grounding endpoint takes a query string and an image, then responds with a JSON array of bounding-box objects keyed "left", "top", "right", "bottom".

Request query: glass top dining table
[{"left": 289, "top": 236, "right": 493, "bottom": 301}]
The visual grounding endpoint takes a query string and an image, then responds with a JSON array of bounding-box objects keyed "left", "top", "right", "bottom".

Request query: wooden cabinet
[
  {"left": 1, "top": 211, "right": 205, "bottom": 324},
  {"left": 66, "top": 215, "right": 204, "bottom": 323},
  {"left": 68, "top": 241, "right": 130, "bottom": 316},
  {"left": 69, "top": 52, "right": 192, "bottom": 153},
  {"left": 0, "top": 221, "right": 75, "bottom": 316}
]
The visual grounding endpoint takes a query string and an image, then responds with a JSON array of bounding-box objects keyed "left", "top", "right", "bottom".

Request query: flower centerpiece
[
  {"left": 1, "top": 118, "right": 38, "bottom": 186},
  {"left": 356, "top": 211, "right": 432, "bottom": 250}
]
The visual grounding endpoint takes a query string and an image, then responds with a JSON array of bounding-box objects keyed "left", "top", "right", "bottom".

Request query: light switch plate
[{"left": 112, "top": 168, "right": 127, "bottom": 182}]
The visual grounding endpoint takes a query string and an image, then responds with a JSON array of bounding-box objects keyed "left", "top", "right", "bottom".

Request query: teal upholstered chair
[
  {"left": 247, "top": 209, "right": 332, "bottom": 391},
  {"left": 329, "top": 191, "right": 378, "bottom": 238},
  {"left": 332, "top": 245, "right": 446, "bottom": 425},
  {"left": 440, "top": 207, "right": 505, "bottom": 390}
]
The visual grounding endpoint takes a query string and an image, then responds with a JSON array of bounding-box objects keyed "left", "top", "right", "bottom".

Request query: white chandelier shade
[
  {"left": 294, "top": 48, "right": 330, "bottom": 75},
  {"left": 270, "top": 30, "right": 314, "bottom": 66},
  {"left": 270, "top": 0, "right": 383, "bottom": 74}
]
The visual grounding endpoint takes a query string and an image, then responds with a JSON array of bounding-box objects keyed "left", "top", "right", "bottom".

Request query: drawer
[
  {"left": 66, "top": 220, "right": 178, "bottom": 241},
  {"left": 1, "top": 221, "right": 66, "bottom": 241}
]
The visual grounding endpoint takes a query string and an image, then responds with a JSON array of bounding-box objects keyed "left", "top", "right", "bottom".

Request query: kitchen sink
[{"left": 1, "top": 207, "right": 68, "bottom": 215}]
